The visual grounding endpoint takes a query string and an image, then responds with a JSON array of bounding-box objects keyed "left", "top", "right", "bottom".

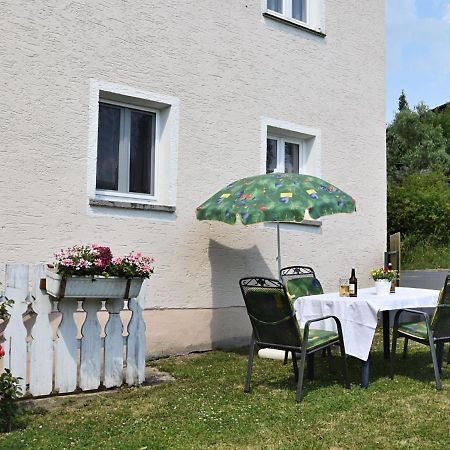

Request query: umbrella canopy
[{"left": 196, "top": 173, "right": 356, "bottom": 273}]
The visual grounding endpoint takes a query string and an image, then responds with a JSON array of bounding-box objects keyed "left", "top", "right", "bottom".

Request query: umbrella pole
[{"left": 277, "top": 223, "right": 281, "bottom": 279}]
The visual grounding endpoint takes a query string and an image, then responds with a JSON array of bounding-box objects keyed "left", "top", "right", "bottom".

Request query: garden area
[
  {"left": 1, "top": 332, "right": 449, "bottom": 449},
  {"left": 387, "top": 94, "right": 450, "bottom": 269}
]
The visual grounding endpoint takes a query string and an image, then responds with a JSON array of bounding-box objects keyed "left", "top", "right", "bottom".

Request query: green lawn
[{"left": 1, "top": 333, "right": 450, "bottom": 449}]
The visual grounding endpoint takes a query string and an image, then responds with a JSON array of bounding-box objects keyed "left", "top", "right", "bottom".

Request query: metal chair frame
[
  {"left": 240, "top": 277, "right": 349, "bottom": 403},
  {"left": 390, "top": 309, "right": 450, "bottom": 390},
  {"left": 280, "top": 265, "right": 317, "bottom": 284},
  {"left": 279, "top": 266, "right": 324, "bottom": 366}
]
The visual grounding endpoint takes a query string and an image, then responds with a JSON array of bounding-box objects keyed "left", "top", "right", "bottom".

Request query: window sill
[
  {"left": 296, "top": 219, "right": 321, "bottom": 227},
  {"left": 263, "top": 11, "right": 326, "bottom": 37},
  {"left": 89, "top": 198, "right": 176, "bottom": 213},
  {"left": 264, "top": 219, "right": 322, "bottom": 231}
]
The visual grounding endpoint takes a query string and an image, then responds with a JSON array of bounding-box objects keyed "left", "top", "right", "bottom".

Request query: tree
[
  {"left": 433, "top": 107, "right": 450, "bottom": 155},
  {"left": 398, "top": 90, "right": 409, "bottom": 111},
  {"left": 386, "top": 101, "right": 449, "bottom": 181}
]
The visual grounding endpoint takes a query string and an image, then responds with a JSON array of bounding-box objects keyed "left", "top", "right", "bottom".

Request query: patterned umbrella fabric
[{"left": 196, "top": 173, "right": 356, "bottom": 225}]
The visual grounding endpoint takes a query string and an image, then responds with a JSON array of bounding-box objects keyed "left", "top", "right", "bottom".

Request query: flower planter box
[
  {"left": 374, "top": 279, "right": 391, "bottom": 296},
  {"left": 45, "top": 269, "right": 144, "bottom": 299}
]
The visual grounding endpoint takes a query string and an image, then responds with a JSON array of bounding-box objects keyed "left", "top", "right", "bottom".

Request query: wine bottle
[
  {"left": 349, "top": 267, "right": 357, "bottom": 297},
  {"left": 388, "top": 262, "right": 396, "bottom": 293}
]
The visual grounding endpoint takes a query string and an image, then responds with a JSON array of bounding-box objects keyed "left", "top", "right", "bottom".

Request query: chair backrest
[
  {"left": 431, "top": 275, "right": 450, "bottom": 338},
  {"left": 280, "top": 266, "right": 324, "bottom": 300},
  {"left": 239, "top": 277, "right": 302, "bottom": 348}
]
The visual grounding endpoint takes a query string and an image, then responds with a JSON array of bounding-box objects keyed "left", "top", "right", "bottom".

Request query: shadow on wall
[{"left": 208, "top": 239, "right": 273, "bottom": 350}]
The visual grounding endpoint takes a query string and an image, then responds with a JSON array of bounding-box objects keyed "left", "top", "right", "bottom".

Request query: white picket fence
[{"left": 0, "top": 263, "right": 147, "bottom": 397}]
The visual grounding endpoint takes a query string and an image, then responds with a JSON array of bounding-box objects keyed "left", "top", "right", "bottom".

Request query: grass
[
  {"left": 401, "top": 238, "right": 450, "bottom": 270},
  {"left": 1, "top": 333, "right": 450, "bottom": 449}
]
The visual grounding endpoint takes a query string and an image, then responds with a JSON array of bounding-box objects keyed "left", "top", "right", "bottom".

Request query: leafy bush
[
  {"left": 388, "top": 171, "right": 450, "bottom": 244},
  {"left": 0, "top": 369, "right": 22, "bottom": 433},
  {"left": 401, "top": 236, "right": 450, "bottom": 269}
]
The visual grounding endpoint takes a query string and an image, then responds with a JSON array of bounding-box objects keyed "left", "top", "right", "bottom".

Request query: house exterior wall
[{"left": 0, "top": 1, "right": 385, "bottom": 356}]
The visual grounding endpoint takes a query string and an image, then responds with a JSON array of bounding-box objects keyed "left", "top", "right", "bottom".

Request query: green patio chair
[
  {"left": 280, "top": 266, "right": 324, "bottom": 300},
  {"left": 280, "top": 266, "right": 325, "bottom": 365},
  {"left": 390, "top": 275, "right": 450, "bottom": 390},
  {"left": 239, "top": 277, "right": 349, "bottom": 403}
]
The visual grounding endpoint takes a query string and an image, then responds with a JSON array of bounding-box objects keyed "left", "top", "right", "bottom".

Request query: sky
[{"left": 386, "top": 0, "right": 450, "bottom": 123}]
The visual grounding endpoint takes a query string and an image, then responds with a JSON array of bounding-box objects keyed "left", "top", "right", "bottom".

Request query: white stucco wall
[{"left": 0, "top": 1, "right": 385, "bottom": 355}]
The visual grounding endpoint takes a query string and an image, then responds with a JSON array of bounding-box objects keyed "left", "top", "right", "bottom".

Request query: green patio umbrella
[{"left": 196, "top": 173, "right": 356, "bottom": 274}]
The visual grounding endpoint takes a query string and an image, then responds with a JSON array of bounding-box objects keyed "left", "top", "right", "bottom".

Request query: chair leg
[
  {"left": 283, "top": 351, "right": 289, "bottom": 365},
  {"left": 295, "top": 347, "right": 308, "bottom": 403},
  {"left": 244, "top": 334, "right": 256, "bottom": 393},
  {"left": 402, "top": 338, "right": 409, "bottom": 359},
  {"left": 436, "top": 341, "right": 444, "bottom": 374},
  {"left": 306, "top": 354, "right": 315, "bottom": 380},
  {"left": 447, "top": 343, "right": 450, "bottom": 365},
  {"left": 427, "top": 335, "right": 442, "bottom": 390},
  {"left": 327, "top": 347, "right": 334, "bottom": 374},
  {"left": 292, "top": 351, "right": 299, "bottom": 381},
  {"left": 390, "top": 328, "right": 399, "bottom": 379}
]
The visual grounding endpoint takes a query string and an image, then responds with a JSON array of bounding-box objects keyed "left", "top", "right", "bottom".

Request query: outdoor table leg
[
  {"left": 382, "top": 310, "right": 390, "bottom": 359},
  {"left": 361, "top": 353, "right": 371, "bottom": 388}
]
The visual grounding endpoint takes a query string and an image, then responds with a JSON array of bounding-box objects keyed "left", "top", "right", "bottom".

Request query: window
[
  {"left": 264, "top": 0, "right": 324, "bottom": 35},
  {"left": 96, "top": 101, "right": 156, "bottom": 196},
  {"left": 261, "top": 117, "right": 321, "bottom": 178},
  {"left": 267, "top": 0, "right": 307, "bottom": 23},
  {"left": 88, "top": 80, "right": 180, "bottom": 214},
  {"left": 266, "top": 136, "right": 304, "bottom": 174}
]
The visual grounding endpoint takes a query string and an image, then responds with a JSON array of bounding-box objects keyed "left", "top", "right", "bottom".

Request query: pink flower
[{"left": 0, "top": 345, "right": 5, "bottom": 359}]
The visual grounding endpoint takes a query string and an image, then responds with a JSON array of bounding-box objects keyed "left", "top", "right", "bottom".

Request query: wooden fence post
[
  {"left": 79, "top": 298, "right": 102, "bottom": 391},
  {"left": 29, "top": 264, "right": 54, "bottom": 396},
  {"left": 55, "top": 299, "right": 78, "bottom": 393},
  {"left": 3, "top": 264, "right": 29, "bottom": 393},
  {"left": 104, "top": 298, "right": 124, "bottom": 388},
  {"left": 126, "top": 287, "right": 146, "bottom": 385}
]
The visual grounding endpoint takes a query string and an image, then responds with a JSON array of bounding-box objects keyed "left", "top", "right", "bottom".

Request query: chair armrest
[
  {"left": 393, "top": 308, "right": 431, "bottom": 324},
  {"left": 304, "top": 315, "right": 336, "bottom": 327},
  {"left": 303, "top": 315, "right": 343, "bottom": 343},
  {"left": 393, "top": 308, "right": 432, "bottom": 334}
]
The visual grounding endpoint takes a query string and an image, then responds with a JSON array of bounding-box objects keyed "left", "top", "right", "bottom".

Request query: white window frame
[
  {"left": 266, "top": 134, "right": 305, "bottom": 174},
  {"left": 96, "top": 99, "right": 158, "bottom": 201},
  {"left": 266, "top": 0, "right": 309, "bottom": 24},
  {"left": 262, "top": 0, "right": 324, "bottom": 35},
  {"left": 261, "top": 117, "right": 322, "bottom": 228},
  {"left": 261, "top": 116, "right": 321, "bottom": 177},
  {"left": 87, "top": 80, "right": 180, "bottom": 215}
]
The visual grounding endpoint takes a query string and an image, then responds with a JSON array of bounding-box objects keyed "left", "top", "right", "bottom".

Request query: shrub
[
  {"left": 0, "top": 369, "right": 22, "bottom": 433},
  {"left": 387, "top": 171, "right": 450, "bottom": 244}
]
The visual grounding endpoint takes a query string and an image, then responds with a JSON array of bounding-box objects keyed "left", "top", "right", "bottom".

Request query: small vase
[{"left": 375, "top": 279, "right": 391, "bottom": 296}]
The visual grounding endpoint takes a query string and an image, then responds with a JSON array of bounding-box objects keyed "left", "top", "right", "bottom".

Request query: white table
[{"left": 294, "top": 287, "right": 440, "bottom": 386}]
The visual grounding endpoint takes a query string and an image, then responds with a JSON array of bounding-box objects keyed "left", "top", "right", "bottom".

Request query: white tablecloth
[{"left": 293, "top": 287, "right": 439, "bottom": 361}]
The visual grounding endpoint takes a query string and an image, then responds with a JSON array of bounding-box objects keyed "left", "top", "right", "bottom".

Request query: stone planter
[
  {"left": 46, "top": 269, "right": 144, "bottom": 299},
  {"left": 374, "top": 279, "right": 391, "bottom": 296}
]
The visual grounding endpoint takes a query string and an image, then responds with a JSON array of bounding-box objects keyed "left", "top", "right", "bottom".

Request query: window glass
[
  {"left": 292, "top": 0, "right": 306, "bottom": 21},
  {"left": 267, "top": 0, "right": 282, "bottom": 13},
  {"left": 266, "top": 138, "right": 278, "bottom": 173},
  {"left": 285, "top": 142, "right": 300, "bottom": 173},
  {"left": 96, "top": 104, "right": 120, "bottom": 190},
  {"left": 129, "top": 110, "right": 154, "bottom": 195}
]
